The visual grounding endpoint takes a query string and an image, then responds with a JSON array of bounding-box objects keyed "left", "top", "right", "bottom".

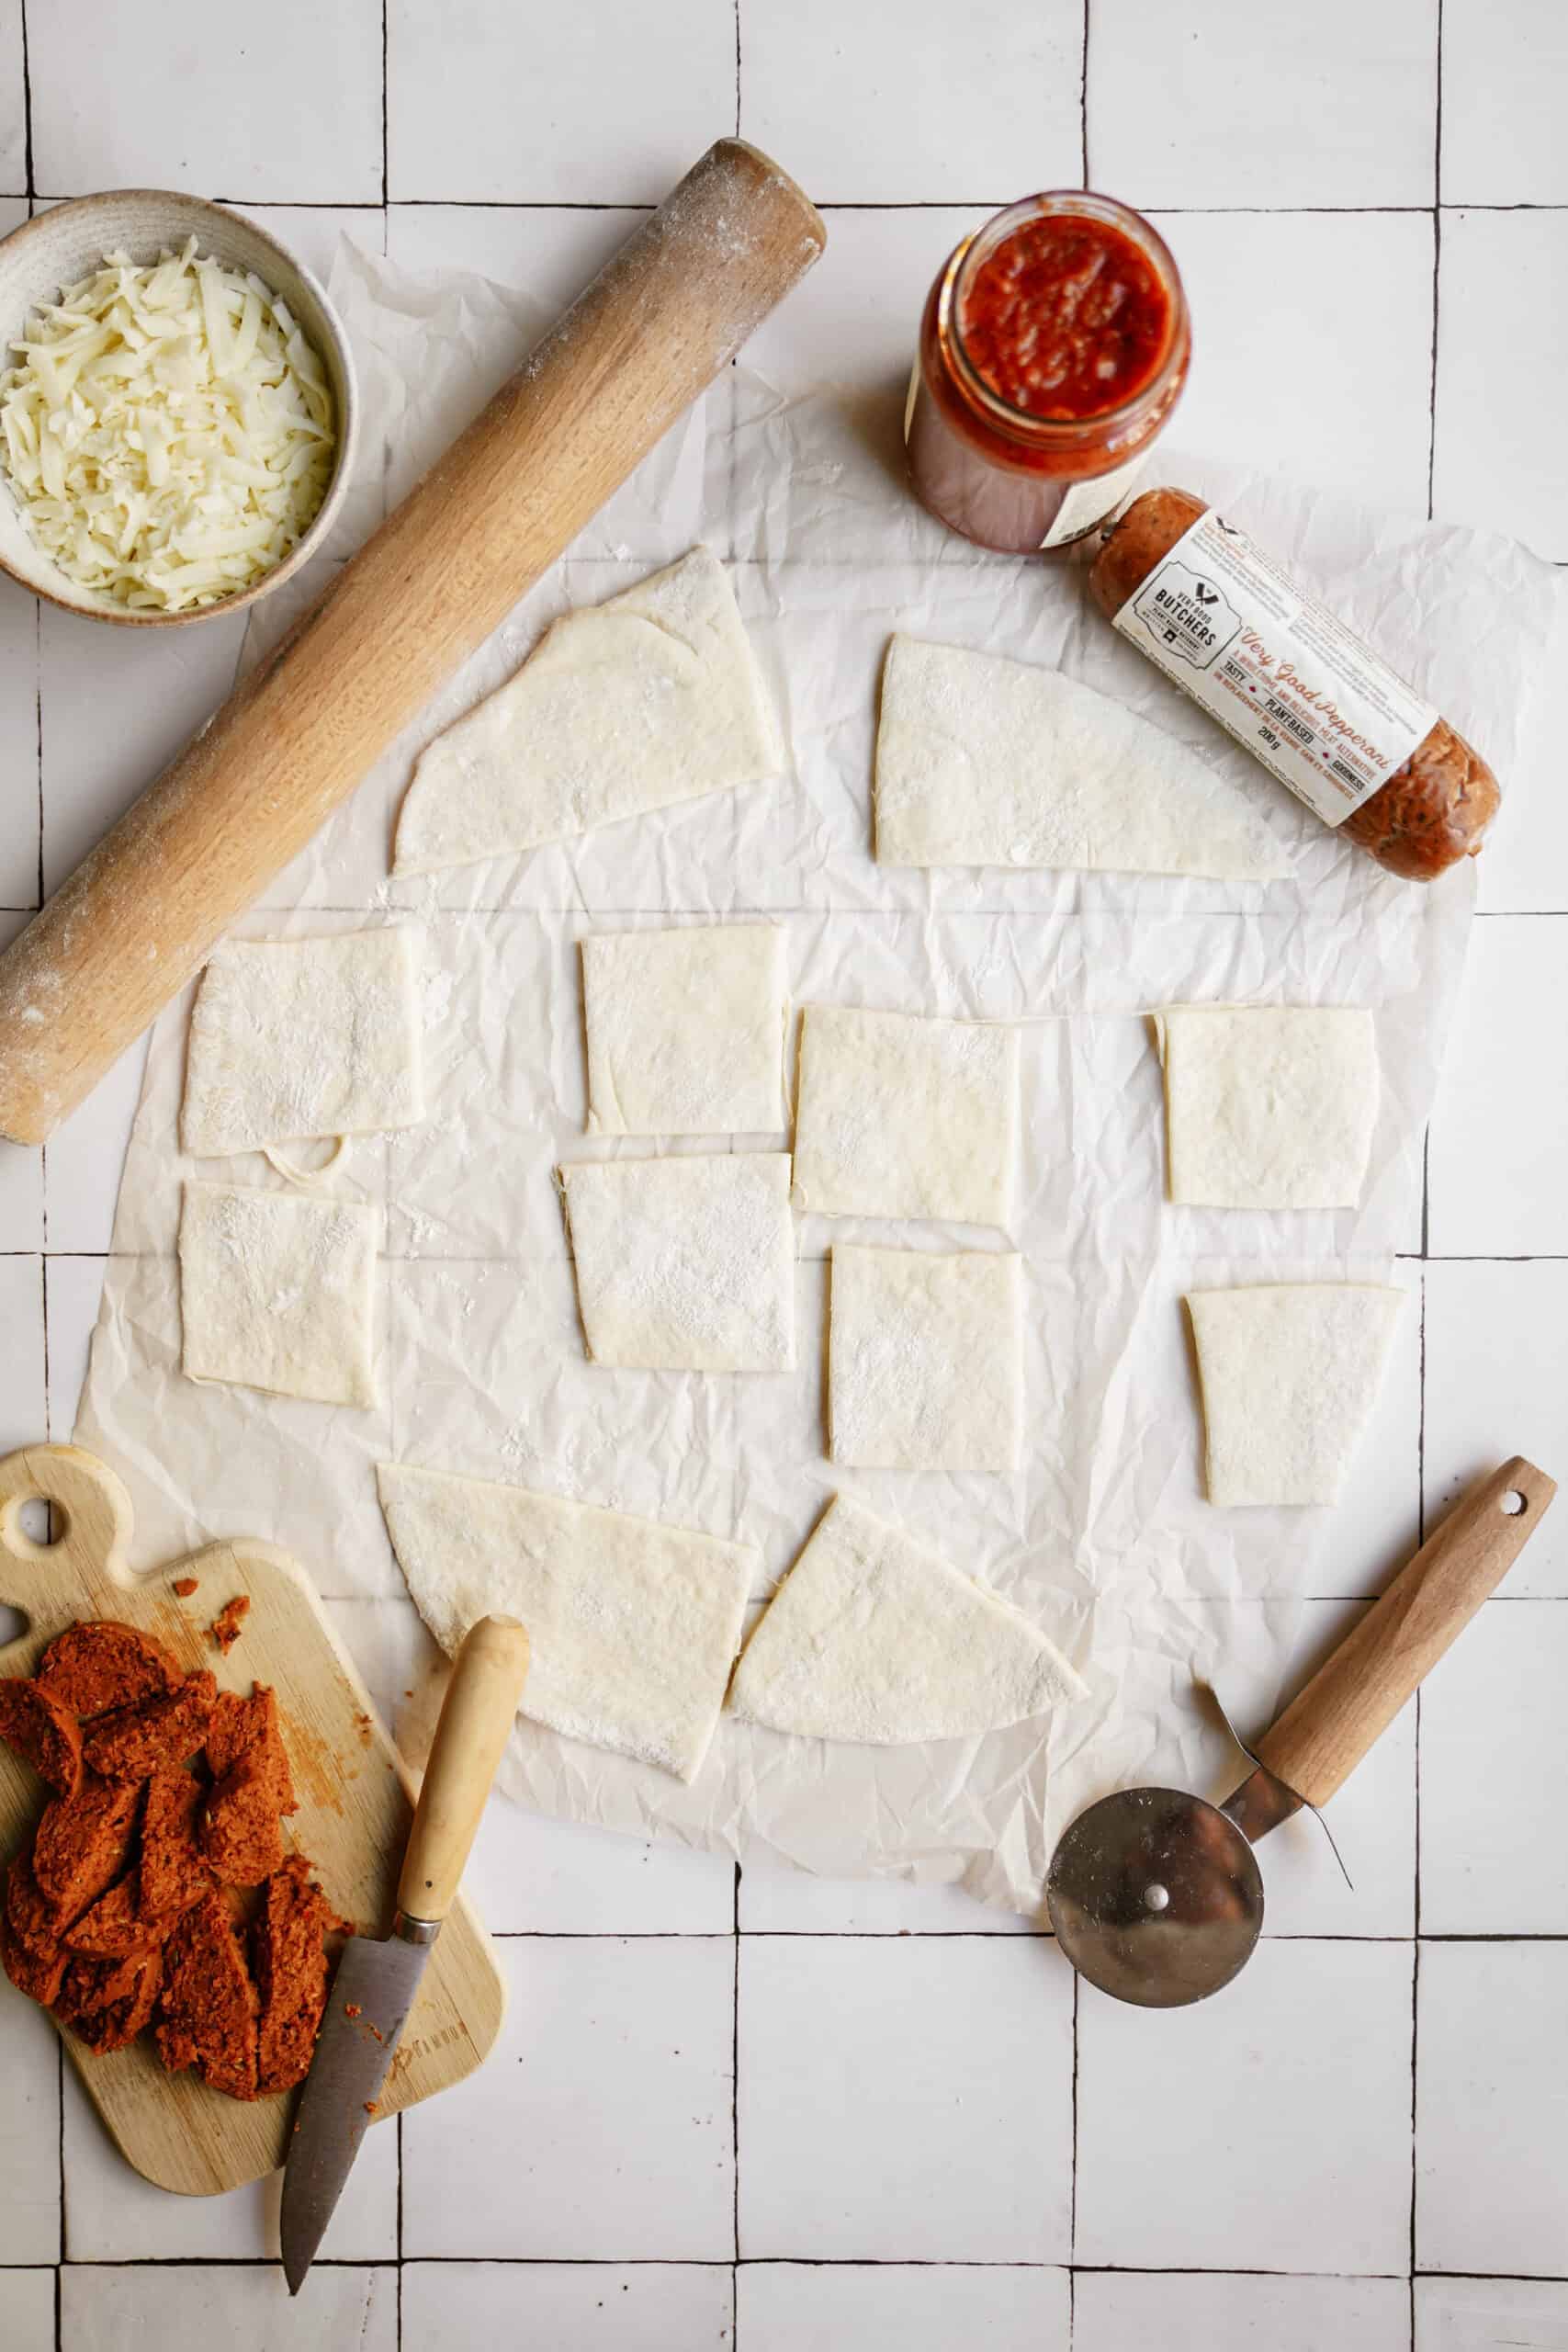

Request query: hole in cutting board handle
[
  {"left": 1502, "top": 1489, "right": 1528, "bottom": 1517},
  {"left": 2, "top": 1494, "right": 65, "bottom": 1555}
]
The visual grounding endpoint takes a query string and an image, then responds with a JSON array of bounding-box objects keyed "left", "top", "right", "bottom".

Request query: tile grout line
[
  {"left": 1427, "top": 0, "right": 1445, "bottom": 524},
  {"left": 17, "top": 0, "right": 33, "bottom": 210},
  {"left": 381, "top": 0, "right": 390, "bottom": 210},
  {"left": 7, "top": 193, "right": 1568, "bottom": 217},
  {"left": 732, "top": 0, "right": 742, "bottom": 141},
  {"left": 1414, "top": 17, "right": 1438, "bottom": 2308},
  {"left": 1067, "top": 1969, "right": 1080, "bottom": 2275},
  {"left": 1078, "top": 0, "right": 1090, "bottom": 188},
  {"left": 731, "top": 1865, "right": 741, "bottom": 2339}
]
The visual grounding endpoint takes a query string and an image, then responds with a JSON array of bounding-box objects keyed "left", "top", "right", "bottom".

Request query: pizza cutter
[{"left": 1046, "top": 1458, "right": 1555, "bottom": 2007}]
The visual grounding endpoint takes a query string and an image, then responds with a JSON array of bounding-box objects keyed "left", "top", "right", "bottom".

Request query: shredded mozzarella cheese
[{"left": 0, "top": 236, "right": 336, "bottom": 613}]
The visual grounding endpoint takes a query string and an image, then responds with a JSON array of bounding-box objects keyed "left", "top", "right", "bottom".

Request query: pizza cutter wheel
[{"left": 1047, "top": 1458, "right": 1555, "bottom": 2007}]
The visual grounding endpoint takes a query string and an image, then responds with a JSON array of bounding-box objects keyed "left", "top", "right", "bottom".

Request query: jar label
[
  {"left": 1111, "top": 505, "right": 1438, "bottom": 827},
  {"left": 1038, "top": 453, "right": 1151, "bottom": 549}
]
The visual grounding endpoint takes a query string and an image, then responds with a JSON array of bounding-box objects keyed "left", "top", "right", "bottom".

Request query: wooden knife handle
[
  {"left": 1254, "top": 1457, "right": 1555, "bottom": 1808},
  {"left": 398, "top": 1614, "right": 530, "bottom": 1927},
  {"left": 0, "top": 137, "right": 826, "bottom": 1145}
]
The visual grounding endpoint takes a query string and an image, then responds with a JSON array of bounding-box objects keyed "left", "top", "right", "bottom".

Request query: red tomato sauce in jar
[
  {"left": 958, "top": 213, "right": 1172, "bottom": 421},
  {"left": 905, "top": 192, "right": 1190, "bottom": 555}
]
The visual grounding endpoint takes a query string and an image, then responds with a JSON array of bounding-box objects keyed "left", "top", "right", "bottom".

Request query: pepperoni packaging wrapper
[
  {"left": 71, "top": 240, "right": 1568, "bottom": 1924},
  {"left": 1092, "top": 487, "right": 1501, "bottom": 880}
]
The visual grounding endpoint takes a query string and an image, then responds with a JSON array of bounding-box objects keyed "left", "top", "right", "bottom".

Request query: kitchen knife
[{"left": 281, "top": 1613, "right": 530, "bottom": 2292}]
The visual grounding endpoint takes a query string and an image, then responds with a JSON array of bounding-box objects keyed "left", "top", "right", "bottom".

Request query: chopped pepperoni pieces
[
  {"left": 0, "top": 1678, "right": 84, "bottom": 1798},
  {"left": 37, "top": 1622, "right": 181, "bottom": 1720}
]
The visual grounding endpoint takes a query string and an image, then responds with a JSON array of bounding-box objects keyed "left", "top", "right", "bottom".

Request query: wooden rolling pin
[{"left": 0, "top": 138, "right": 825, "bottom": 1146}]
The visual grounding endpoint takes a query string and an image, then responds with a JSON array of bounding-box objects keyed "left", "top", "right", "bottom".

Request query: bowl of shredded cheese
[{"left": 0, "top": 191, "right": 356, "bottom": 625}]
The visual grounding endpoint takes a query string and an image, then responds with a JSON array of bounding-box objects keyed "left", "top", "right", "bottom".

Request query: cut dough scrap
[
  {"left": 874, "top": 635, "right": 1289, "bottom": 879},
  {"left": 582, "top": 925, "right": 787, "bottom": 1136},
  {"left": 377, "top": 1462, "right": 756, "bottom": 1781},
  {"left": 561, "top": 1153, "right": 795, "bottom": 1372},
  {"left": 792, "top": 1005, "right": 1017, "bottom": 1226},
  {"left": 181, "top": 926, "right": 424, "bottom": 1159},
  {"left": 829, "top": 1244, "right": 1021, "bottom": 1474},
  {"left": 1156, "top": 1004, "right": 1379, "bottom": 1209},
  {"left": 179, "top": 1180, "right": 380, "bottom": 1409},
  {"left": 730, "top": 1493, "right": 1086, "bottom": 1744},
  {"left": 393, "top": 546, "right": 785, "bottom": 877},
  {"left": 1188, "top": 1283, "right": 1404, "bottom": 1508}
]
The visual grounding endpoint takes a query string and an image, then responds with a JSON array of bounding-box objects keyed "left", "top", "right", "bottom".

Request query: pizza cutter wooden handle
[
  {"left": 397, "top": 1614, "right": 530, "bottom": 1928},
  {"left": 0, "top": 137, "right": 826, "bottom": 1146},
  {"left": 1255, "top": 1457, "right": 1555, "bottom": 1808}
]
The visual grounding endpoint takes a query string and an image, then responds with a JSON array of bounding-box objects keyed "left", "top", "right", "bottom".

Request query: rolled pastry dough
[
  {"left": 874, "top": 635, "right": 1288, "bottom": 879},
  {"left": 393, "top": 546, "right": 784, "bottom": 877},
  {"left": 178, "top": 1180, "right": 380, "bottom": 1408},
  {"left": 181, "top": 926, "right": 424, "bottom": 1159},
  {"left": 730, "top": 1493, "right": 1085, "bottom": 1744},
  {"left": 581, "top": 925, "right": 787, "bottom": 1136},
  {"left": 829, "top": 1244, "right": 1021, "bottom": 1474},
  {"left": 792, "top": 1005, "right": 1017, "bottom": 1226},
  {"left": 377, "top": 1463, "right": 756, "bottom": 1781},
  {"left": 561, "top": 1153, "right": 795, "bottom": 1372},
  {"left": 1156, "top": 1004, "right": 1379, "bottom": 1209},
  {"left": 1187, "top": 1283, "right": 1404, "bottom": 1507}
]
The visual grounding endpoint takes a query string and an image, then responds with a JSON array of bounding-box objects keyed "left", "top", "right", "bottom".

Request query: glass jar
[{"left": 905, "top": 191, "right": 1191, "bottom": 555}]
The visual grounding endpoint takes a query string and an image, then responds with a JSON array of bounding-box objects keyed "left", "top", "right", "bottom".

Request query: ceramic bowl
[{"left": 0, "top": 190, "right": 358, "bottom": 628}]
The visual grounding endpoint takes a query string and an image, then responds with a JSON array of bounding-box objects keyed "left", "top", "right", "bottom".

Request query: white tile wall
[
  {"left": 400, "top": 1938, "right": 736, "bottom": 2258},
  {"left": 1087, "top": 0, "right": 1437, "bottom": 208},
  {"left": 28, "top": 0, "right": 385, "bottom": 203},
  {"left": 1418, "top": 1600, "right": 1568, "bottom": 1933},
  {"left": 1, "top": 2, "right": 1564, "bottom": 2339},
  {"left": 1416, "top": 1940, "right": 1568, "bottom": 2276},
  {"left": 739, "top": 2261, "right": 1071, "bottom": 2349},
  {"left": 1442, "top": 0, "right": 1568, "bottom": 203},
  {"left": 4, "top": 2268, "right": 52, "bottom": 2352},
  {"left": 386, "top": 0, "right": 737, "bottom": 203},
  {"left": 0, "top": 1987, "right": 61, "bottom": 2262},
  {"left": 1432, "top": 210, "right": 1568, "bottom": 561},
  {"left": 401, "top": 2262, "right": 735, "bottom": 2351},
  {"left": 59, "top": 2265, "right": 397, "bottom": 2351},
  {"left": 1148, "top": 210, "right": 1437, "bottom": 513},
  {"left": 1427, "top": 920, "right": 1568, "bottom": 1256},
  {"left": 1076, "top": 1940, "right": 1415, "bottom": 2273},
  {"left": 1074, "top": 2273, "right": 1412, "bottom": 2352},
  {"left": 739, "top": 0, "right": 1082, "bottom": 202},
  {"left": 737, "top": 1936, "right": 1073, "bottom": 2261},
  {"left": 1424, "top": 1261, "right": 1568, "bottom": 1593}
]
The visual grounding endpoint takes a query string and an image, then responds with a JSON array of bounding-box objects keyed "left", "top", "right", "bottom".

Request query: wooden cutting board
[{"left": 0, "top": 1442, "right": 506, "bottom": 2197}]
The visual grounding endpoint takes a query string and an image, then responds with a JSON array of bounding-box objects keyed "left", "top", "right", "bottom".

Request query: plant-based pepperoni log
[{"left": 1089, "top": 486, "right": 1501, "bottom": 882}]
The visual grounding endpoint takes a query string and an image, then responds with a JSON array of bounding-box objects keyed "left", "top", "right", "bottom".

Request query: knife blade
[{"left": 280, "top": 1614, "right": 530, "bottom": 2294}]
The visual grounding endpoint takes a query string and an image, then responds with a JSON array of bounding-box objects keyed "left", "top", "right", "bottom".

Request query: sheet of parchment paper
[{"left": 75, "top": 239, "right": 1563, "bottom": 1919}]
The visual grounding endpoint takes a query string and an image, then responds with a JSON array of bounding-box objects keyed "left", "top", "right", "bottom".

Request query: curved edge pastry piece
[
  {"left": 393, "top": 547, "right": 785, "bottom": 879},
  {"left": 730, "top": 1492, "right": 1085, "bottom": 1744},
  {"left": 874, "top": 634, "right": 1290, "bottom": 880},
  {"left": 378, "top": 1460, "right": 757, "bottom": 1782}
]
